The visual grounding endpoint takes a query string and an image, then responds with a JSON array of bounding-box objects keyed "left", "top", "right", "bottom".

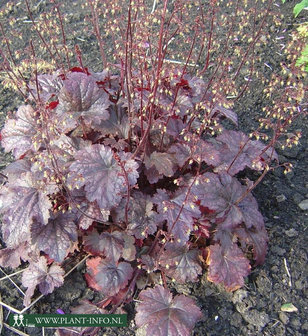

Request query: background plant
[{"left": 0, "top": 1, "right": 306, "bottom": 335}]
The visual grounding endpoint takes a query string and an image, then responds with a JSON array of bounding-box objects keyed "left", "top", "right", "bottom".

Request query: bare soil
[{"left": 0, "top": 1, "right": 307, "bottom": 336}]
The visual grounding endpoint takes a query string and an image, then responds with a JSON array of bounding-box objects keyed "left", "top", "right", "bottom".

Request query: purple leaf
[
  {"left": 159, "top": 248, "right": 202, "bottom": 283},
  {"left": 234, "top": 226, "right": 268, "bottom": 265},
  {"left": 168, "top": 138, "right": 222, "bottom": 168},
  {"left": 153, "top": 188, "right": 201, "bottom": 246},
  {"left": 135, "top": 285, "right": 202, "bottom": 336},
  {"left": 214, "top": 130, "right": 277, "bottom": 175},
  {"left": 193, "top": 139, "right": 222, "bottom": 167},
  {"left": 206, "top": 243, "right": 251, "bottom": 291},
  {"left": 3, "top": 159, "right": 31, "bottom": 179},
  {"left": 70, "top": 300, "right": 106, "bottom": 314},
  {"left": 22, "top": 256, "right": 64, "bottom": 306},
  {"left": 31, "top": 212, "right": 78, "bottom": 263},
  {"left": 144, "top": 164, "right": 162, "bottom": 184},
  {"left": 86, "top": 257, "right": 133, "bottom": 296},
  {"left": 57, "top": 72, "right": 110, "bottom": 127},
  {"left": 95, "top": 103, "right": 129, "bottom": 138},
  {"left": 1, "top": 105, "right": 38, "bottom": 159},
  {"left": 168, "top": 142, "right": 191, "bottom": 167},
  {"left": 210, "top": 104, "right": 238, "bottom": 125},
  {"left": 84, "top": 230, "right": 125, "bottom": 261},
  {"left": 78, "top": 201, "right": 108, "bottom": 230},
  {"left": 114, "top": 191, "right": 158, "bottom": 239},
  {"left": 0, "top": 242, "right": 30, "bottom": 268},
  {"left": 0, "top": 171, "right": 57, "bottom": 247},
  {"left": 29, "top": 72, "right": 63, "bottom": 102},
  {"left": 145, "top": 151, "right": 176, "bottom": 178},
  {"left": 192, "top": 172, "right": 264, "bottom": 231},
  {"left": 69, "top": 144, "right": 139, "bottom": 210}
]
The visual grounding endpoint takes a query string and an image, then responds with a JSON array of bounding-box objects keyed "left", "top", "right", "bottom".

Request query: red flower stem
[
  {"left": 198, "top": 3, "right": 215, "bottom": 75},
  {"left": 131, "top": 0, "right": 169, "bottom": 159},
  {"left": 52, "top": 0, "right": 71, "bottom": 69},
  {"left": 25, "top": 0, "right": 61, "bottom": 69},
  {"left": 88, "top": 0, "right": 107, "bottom": 67}
]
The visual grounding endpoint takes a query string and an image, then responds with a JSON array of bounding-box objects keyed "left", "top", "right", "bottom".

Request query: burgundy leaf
[
  {"left": 95, "top": 103, "right": 129, "bottom": 138},
  {"left": 78, "top": 201, "right": 108, "bottom": 230},
  {"left": 86, "top": 257, "right": 133, "bottom": 296},
  {"left": 210, "top": 104, "right": 238, "bottom": 125},
  {"left": 145, "top": 151, "right": 176, "bottom": 178},
  {"left": 70, "top": 300, "right": 106, "bottom": 314},
  {"left": 135, "top": 285, "right": 202, "bottom": 336},
  {"left": 193, "top": 139, "right": 222, "bottom": 167},
  {"left": 57, "top": 72, "right": 110, "bottom": 127},
  {"left": 149, "top": 128, "right": 174, "bottom": 150},
  {"left": 114, "top": 191, "right": 158, "bottom": 239},
  {"left": 237, "top": 193, "right": 265, "bottom": 230},
  {"left": 31, "top": 212, "right": 78, "bottom": 263},
  {"left": 168, "top": 138, "right": 221, "bottom": 168},
  {"left": 153, "top": 188, "right": 201, "bottom": 246},
  {"left": 22, "top": 256, "right": 64, "bottom": 306},
  {"left": 144, "top": 164, "right": 162, "bottom": 184},
  {"left": 84, "top": 230, "right": 125, "bottom": 261},
  {"left": 159, "top": 248, "right": 202, "bottom": 283},
  {"left": 29, "top": 72, "right": 63, "bottom": 102},
  {"left": 69, "top": 144, "right": 138, "bottom": 210},
  {"left": 1, "top": 105, "right": 38, "bottom": 159},
  {"left": 214, "top": 130, "right": 277, "bottom": 175},
  {"left": 3, "top": 159, "right": 31, "bottom": 179},
  {"left": 192, "top": 172, "right": 263, "bottom": 231},
  {"left": 168, "top": 142, "right": 191, "bottom": 167},
  {"left": 0, "top": 171, "right": 57, "bottom": 247},
  {"left": 235, "top": 226, "right": 268, "bottom": 265},
  {"left": 121, "top": 233, "right": 136, "bottom": 262},
  {"left": 165, "top": 118, "right": 185, "bottom": 138},
  {"left": 206, "top": 243, "right": 251, "bottom": 291},
  {"left": 0, "top": 242, "right": 29, "bottom": 268}
]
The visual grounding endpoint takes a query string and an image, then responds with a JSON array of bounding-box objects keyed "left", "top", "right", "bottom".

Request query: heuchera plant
[
  {"left": 0, "top": 65, "right": 276, "bottom": 334},
  {"left": 0, "top": 0, "right": 305, "bottom": 335}
]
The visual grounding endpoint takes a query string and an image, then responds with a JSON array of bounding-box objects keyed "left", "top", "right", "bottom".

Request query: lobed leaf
[
  {"left": 31, "top": 212, "right": 78, "bottom": 263},
  {"left": 206, "top": 243, "right": 251, "bottom": 291},
  {"left": 86, "top": 257, "right": 133, "bottom": 296},
  {"left": 69, "top": 144, "right": 138, "bottom": 210},
  {"left": 145, "top": 151, "right": 176, "bottom": 178},
  {"left": 22, "top": 256, "right": 64, "bottom": 306},
  {"left": 78, "top": 201, "right": 108, "bottom": 230},
  {"left": 159, "top": 248, "right": 202, "bottom": 283},
  {"left": 84, "top": 230, "right": 125, "bottom": 261},
  {"left": 234, "top": 226, "right": 268, "bottom": 265},
  {"left": 135, "top": 285, "right": 202, "bottom": 336},
  {"left": 57, "top": 72, "right": 110, "bottom": 128},
  {"left": 192, "top": 172, "right": 264, "bottom": 231},
  {"left": 214, "top": 130, "right": 277, "bottom": 175},
  {"left": 1, "top": 105, "right": 38, "bottom": 159},
  {"left": 114, "top": 191, "right": 158, "bottom": 239},
  {"left": 95, "top": 103, "right": 129, "bottom": 138},
  {"left": 0, "top": 242, "right": 30, "bottom": 269},
  {"left": 153, "top": 188, "right": 201, "bottom": 246},
  {"left": 0, "top": 171, "right": 57, "bottom": 247},
  {"left": 29, "top": 72, "right": 64, "bottom": 102}
]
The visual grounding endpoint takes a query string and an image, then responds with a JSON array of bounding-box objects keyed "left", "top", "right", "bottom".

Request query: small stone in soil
[
  {"left": 279, "top": 312, "right": 289, "bottom": 325},
  {"left": 285, "top": 228, "right": 298, "bottom": 237},
  {"left": 298, "top": 199, "right": 308, "bottom": 210},
  {"left": 276, "top": 194, "right": 286, "bottom": 202}
]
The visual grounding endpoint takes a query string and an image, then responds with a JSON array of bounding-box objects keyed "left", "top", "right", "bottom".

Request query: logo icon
[{"left": 12, "top": 314, "right": 25, "bottom": 327}]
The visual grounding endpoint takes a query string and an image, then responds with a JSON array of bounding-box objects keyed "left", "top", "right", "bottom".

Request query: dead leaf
[{"left": 281, "top": 303, "right": 298, "bottom": 312}]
